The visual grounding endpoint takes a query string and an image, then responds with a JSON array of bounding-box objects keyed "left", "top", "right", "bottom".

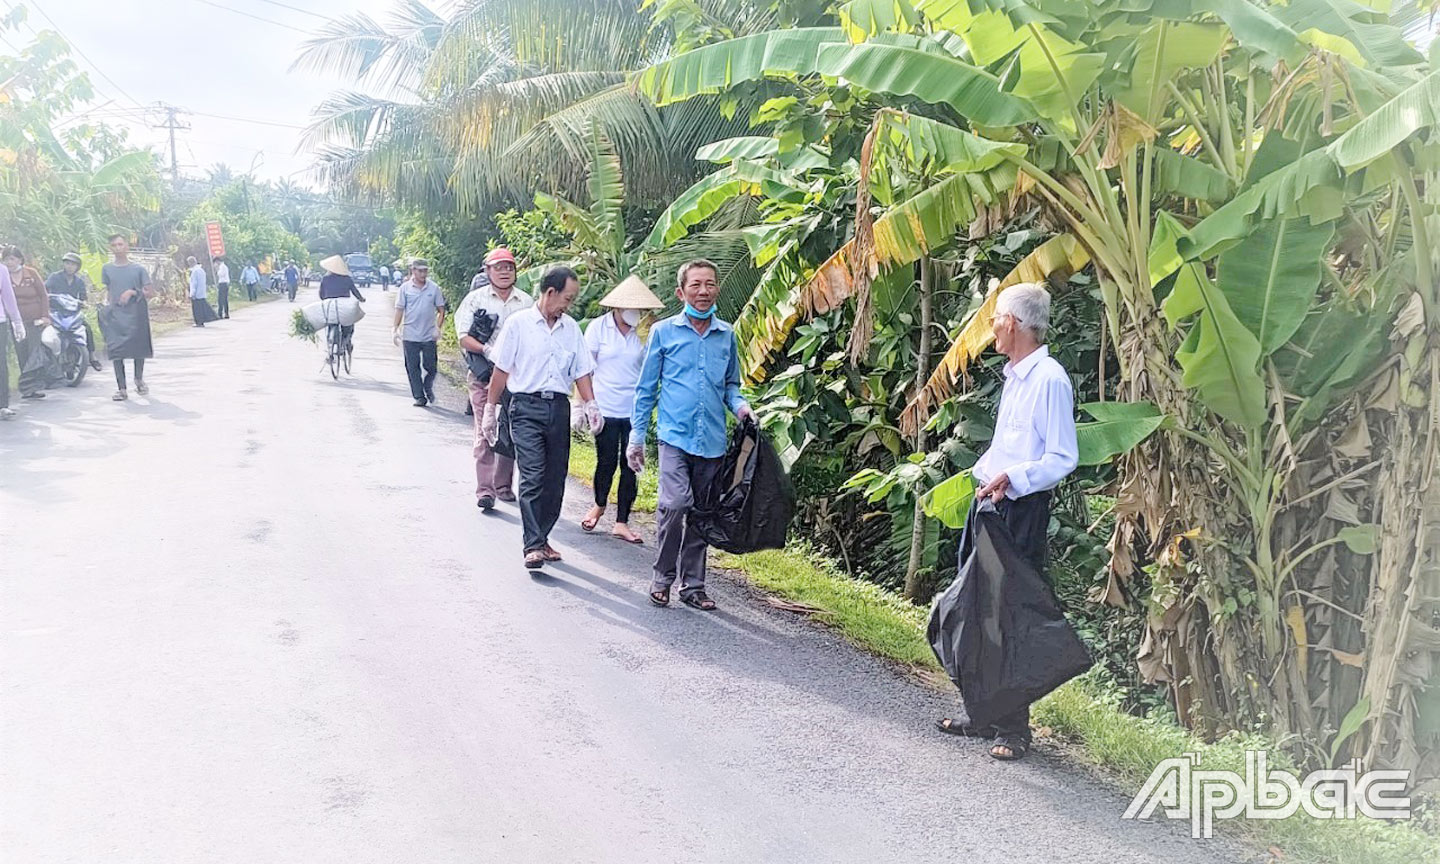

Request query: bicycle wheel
[
  {"left": 326, "top": 326, "right": 341, "bottom": 380},
  {"left": 342, "top": 335, "right": 353, "bottom": 375}
]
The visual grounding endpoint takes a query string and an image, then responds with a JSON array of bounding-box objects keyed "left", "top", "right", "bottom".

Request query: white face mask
[{"left": 621, "top": 309, "right": 641, "bottom": 326}]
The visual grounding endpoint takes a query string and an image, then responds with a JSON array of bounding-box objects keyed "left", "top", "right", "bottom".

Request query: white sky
[{"left": 18, "top": 0, "right": 402, "bottom": 187}]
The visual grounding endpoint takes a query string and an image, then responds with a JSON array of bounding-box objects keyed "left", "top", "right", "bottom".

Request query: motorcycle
[{"left": 20, "top": 293, "right": 90, "bottom": 390}]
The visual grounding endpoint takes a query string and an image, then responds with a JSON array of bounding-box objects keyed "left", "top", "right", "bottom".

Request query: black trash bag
[
  {"left": 690, "top": 419, "right": 795, "bottom": 554},
  {"left": 926, "top": 502, "right": 1092, "bottom": 729},
  {"left": 18, "top": 332, "right": 59, "bottom": 393},
  {"left": 464, "top": 310, "right": 497, "bottom": 382},
  {"left": 490, "top": 390, "right": 516, "bottom": 459},
  {"left": 97, "top": 299, "right": 153, "bottom": 360}
]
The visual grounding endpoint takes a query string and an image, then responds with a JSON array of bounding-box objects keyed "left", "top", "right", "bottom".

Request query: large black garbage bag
[
  {"left": 490, "top": 390, "right": 516, "bottom": 459},
  {"left": 926, "top": 502, "right": 1092, "bottom": 729},
  {"left": 690, "top": 419, "right": 794, "bottom": 554},
  {"left": 465, "top": 311, "right": 498, "bottom": 383},
  {"left": 18, "top": 334, "right": 59, "bottom": 392},
  {"left": 97, "top": 299, "right": 153, "bottom": 360}
]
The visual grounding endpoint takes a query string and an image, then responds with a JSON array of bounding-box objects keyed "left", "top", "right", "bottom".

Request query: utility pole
[{"left": 151, "top": 103, "right": 189, "bottom": 184}]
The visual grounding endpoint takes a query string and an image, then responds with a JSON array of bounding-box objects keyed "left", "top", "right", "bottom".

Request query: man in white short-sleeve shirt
[{"left": 481, "top": 266, "right": 602, "bottom": 569}]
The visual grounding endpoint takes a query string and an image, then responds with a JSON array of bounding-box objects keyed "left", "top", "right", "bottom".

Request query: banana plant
[{"left": 633, "top": 0, "right": 1440, "bottom": 774}]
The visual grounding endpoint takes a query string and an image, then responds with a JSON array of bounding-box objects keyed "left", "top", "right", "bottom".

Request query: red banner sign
[{"left": 204, "top": 221, "right": 226, "bottom": 259}]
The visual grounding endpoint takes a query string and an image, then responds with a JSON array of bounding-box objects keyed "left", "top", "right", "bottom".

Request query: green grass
[
  {"left": 715, "top": 544, "right": 939, "bottom": 669},
  {"left": 702, "top": 540, "right": 1437, "bottom": 864},
  {"left": 567, "top": 433, "right": 659, "bottom": 513}
]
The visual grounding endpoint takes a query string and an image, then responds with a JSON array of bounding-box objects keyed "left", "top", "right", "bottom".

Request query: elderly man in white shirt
[
  {"left": 457, "top": 247, "right": 534, "bottom": 510},
  {"left": 935, "top": 281, "right": 1077, "bottom": 762},
  {"left": 481, "top": 266, "right": 603, "bottom": 569}
]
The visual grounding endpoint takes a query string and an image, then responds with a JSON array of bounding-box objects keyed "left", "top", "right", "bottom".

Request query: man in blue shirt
[
  {"left": 240, "top": 263, "right": 261, "bottom": 301},
  {"left": 628, "top": 259, "right": 753, "bottom": 611},
  {"left": 284, "top": 261, "right": 300, "bottom": 301}
]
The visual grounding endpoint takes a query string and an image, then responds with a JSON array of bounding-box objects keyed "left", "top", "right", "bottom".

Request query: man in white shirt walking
[
  {"left": 935, "top": 282, "right": 1077, "bottom": 761},
  {"left": 456, "top": 247, "right": 533, "bottom": 509},
  {"left": 480, "top": 266, "right": 602, "bottom": 569},
  {"left": 214, "top": 257, "right": 231, "bottom": 319}
]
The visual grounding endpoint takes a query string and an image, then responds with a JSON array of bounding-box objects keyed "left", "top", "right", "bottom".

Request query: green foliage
[
  {"left": 179, "top": 181, "right": 308, "bottom": 270},
  {"left": 493, "top": 208, "right": 568, "bottom": 267}
]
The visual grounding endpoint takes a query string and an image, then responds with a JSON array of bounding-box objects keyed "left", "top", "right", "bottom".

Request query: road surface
[{"left": 0, "top": 289, "right": 1240, "bottom": 863}]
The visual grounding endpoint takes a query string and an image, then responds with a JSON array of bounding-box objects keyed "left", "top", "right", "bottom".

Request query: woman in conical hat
[
  {"left": 317, "top": 254, "right": 367, "bottom": 346},
  {"left": 581, "top": 274, "right": 665, "bottom": 543}
]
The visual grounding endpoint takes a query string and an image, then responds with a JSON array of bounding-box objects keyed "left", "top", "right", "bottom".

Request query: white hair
[{"left": 996, "top": 282, "right": 1051, "bottom": 341}]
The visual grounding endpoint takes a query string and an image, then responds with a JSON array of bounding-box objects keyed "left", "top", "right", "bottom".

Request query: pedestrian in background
[
  {"left": 393, "top": 258, "right": 446, "bottom": 407},
  {"left": 934, "top": 282, "right": 1077, "bottom": 761},
  {"left": 0, "top": 263, "right": 24, "bottom": 419},
  {"left": 214, "top": 256, "right": 231, "bottom": 319},
  {"left": 480, "top": 266, "right": 602, "bottom": 569},
  {"left": 379, "top": 263, "right": 391, "bottom": 292},
  {"left": 241, "top": 262, "right": 260, "bottom": 302},
  {"left": 455, "top": 247, "right": 532, "bottom": 509},
  {"left": 582, "top": 274, "right": 664, "bottom": 544},
  {"left": 629, "top": 259, "right": 753, "bottom": 611},
  {"left": 4, "top": 245, "right": 48, "bottom": 401},
  {"left": 187, "top": 256, "right": 215, "bottom": 328},
  {"left": 284, "top": 261, "right": 300, "bottom": 301},
  {"left": 46, "top": 252, "right": 102, "bottom": 371},
  {"left": 100, "top": 233, "right": 154, "bottom": 401}
]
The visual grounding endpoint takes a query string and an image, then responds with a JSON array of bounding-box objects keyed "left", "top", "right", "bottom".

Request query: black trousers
[
  {"left": 113, "top": 357, "right": 144, "bottom": 389},
  {"left": 217, "top": 283, "right": 230, "bottom": 317},
  {"left": 957, "top": 490, "right": 1052, "bottom": 740},
  {"left": 244, "top": 282, "right": 257, "bottom": 301},
  {"left": 511, "top": 393, "right": 571, "bottom": 552},
  {"left": 402, "top": 340, "right": 438, "bottom": 400},
  {"left": 593, "top": 417, "right": 637, "bottom": 523}
]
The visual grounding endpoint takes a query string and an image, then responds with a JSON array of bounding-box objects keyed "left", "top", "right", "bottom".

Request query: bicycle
[{"left": 325, "top": 323, "right": 354, "bottom": 379}]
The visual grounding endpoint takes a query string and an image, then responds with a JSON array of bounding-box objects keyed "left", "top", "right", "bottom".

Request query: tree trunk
[{"left": 904, "top": 257, "right": 936, "bottom": 602}]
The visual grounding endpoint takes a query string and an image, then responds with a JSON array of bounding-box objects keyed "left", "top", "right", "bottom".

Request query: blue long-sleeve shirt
[{"left": 630, "top": 313, "right": 745, "bottom": 459}]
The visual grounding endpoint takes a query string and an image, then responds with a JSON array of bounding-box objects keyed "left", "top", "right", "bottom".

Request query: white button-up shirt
[
  {"left": 214, "top": 262, "right": 230, "bottom": 284},
  {"left": 971, "top": 345, "right": 1078, "bottom": 498},
  {"left": 492, "top": 306, "right": 596, "bottom": 395},
  {"left": 584, "top": 311, "right": 645, "bottom": 418},
  {"left": 454, "top": 284, "right": 534, "bottom": 351}
]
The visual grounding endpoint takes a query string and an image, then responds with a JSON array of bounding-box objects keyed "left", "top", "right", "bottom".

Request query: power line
[
  {"left": 189, "top": 109, "right": 307, "bottom": 129},
  {"left": 244, "top": 0, "right": 330, "bottom": 21},
  {"left": 27, "top": 2, "right": 147, "bottom": 109},
  {"left": 190, "top": 0, "right": 310, "bottom": 34}
]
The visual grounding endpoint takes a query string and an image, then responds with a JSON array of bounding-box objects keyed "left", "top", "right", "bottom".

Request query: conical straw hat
[
  {"left": 599, "top": 274, "right": 665, "bottom": 309},
  {"left": 319, "top": 254, "right": 350, "bottom": 276}
]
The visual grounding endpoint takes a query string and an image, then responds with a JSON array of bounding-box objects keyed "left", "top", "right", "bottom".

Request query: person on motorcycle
[
  {"left": 318, "top": 255, "right": 366, "bottom": 346},
  {"left": 45, "top": 252, "right": 102, "bottom": 370}
]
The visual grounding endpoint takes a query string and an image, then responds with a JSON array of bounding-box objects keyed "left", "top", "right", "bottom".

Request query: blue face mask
[{"left": 684, "top": 302, "right": 715, "bottom": 320}]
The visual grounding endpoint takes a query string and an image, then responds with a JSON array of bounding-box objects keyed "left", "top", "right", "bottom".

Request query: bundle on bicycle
[{"left": 303, "top": 255, "right": 367, "bottom": 378}]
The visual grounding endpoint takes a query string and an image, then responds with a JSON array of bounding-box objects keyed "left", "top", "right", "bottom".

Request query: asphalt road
[{"left": 0, "top": 288, "right": 1243, "bottom": 863}]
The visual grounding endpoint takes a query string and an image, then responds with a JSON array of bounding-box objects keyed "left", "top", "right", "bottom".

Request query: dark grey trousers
[
  {"left": 511, "top": 393, "right": 571, "bottom": 553},
  {"left": 402, "top": 340, "right": 438, "bottom": 400},
  {"left": 652, "top": 442, "right": 723, "bottom": 598}
]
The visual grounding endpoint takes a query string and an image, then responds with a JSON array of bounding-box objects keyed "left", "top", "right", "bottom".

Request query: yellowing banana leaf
[
  {"left": 839, "top": 0, "right": 919, "bottom": 42},
  {"left": 902, "top": 233, "right": 1090, "bottom": 435}
]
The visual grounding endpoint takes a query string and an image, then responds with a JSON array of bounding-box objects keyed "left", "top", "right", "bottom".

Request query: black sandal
[
  {"left": 936, "top": 718, "right": 995, "bottom": 738},
  {"left": 649, "top": 588, "right": 670, "bottom": 607},
  {"left": 989, "top": 735, "right": 1031, "bottom": 761},
  {"left": 681, "top": 590, "right": 717, "bottom": 611}
]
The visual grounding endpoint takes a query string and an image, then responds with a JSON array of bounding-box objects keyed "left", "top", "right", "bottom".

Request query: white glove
[
  {"left": 480, "top": 403, "right": 500, "bottom": 445},
  {"left": 736, "top": 401, "right": 755, "bottom": 424},
  {"left": 583, "top": 400, "right": 604, "bottom": 435},
  {"left": 626, "top": 443, "right": 646, "bottom": 473}
]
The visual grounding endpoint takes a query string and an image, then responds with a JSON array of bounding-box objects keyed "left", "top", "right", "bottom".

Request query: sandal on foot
[
  {"left": 649, "top": 588, "right": 670, "bottom": 607},
  {"left": 989, "top": 736, "right": 1030, "bottom": 761},
  {"left": 681, "top": 590, "right": 717, "bottom": 611},
  {"left": 524, "top": 550, "right": 546, "bottom": 570},
  {"left": 612, "top": 526, "right": 643, "bottom": 544},
  {"left": 936, "top": 718, "right": 996, "bottom": 738}
]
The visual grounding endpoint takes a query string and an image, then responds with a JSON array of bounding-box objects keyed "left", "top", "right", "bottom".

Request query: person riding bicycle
[{"left": 318, "top": 255, "right": 366, "bottom": 344}]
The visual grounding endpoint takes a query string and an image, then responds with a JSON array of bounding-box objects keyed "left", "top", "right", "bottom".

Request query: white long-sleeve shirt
[
  {"left": 188, "top": 265, "right": 207, "bottom": 300},
  {"left": 971, "top": 345, "right": 1078, "bottom": 498}
]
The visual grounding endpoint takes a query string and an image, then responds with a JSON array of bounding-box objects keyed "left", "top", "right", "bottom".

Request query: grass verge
[{"left": 704, "top": 541, "right": 1438, "bottom": 864}]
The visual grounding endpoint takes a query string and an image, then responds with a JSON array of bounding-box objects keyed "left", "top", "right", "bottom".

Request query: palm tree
[
  {"left": 292, "top": 0, "right": 773, "bottom": 215},
  {"left": 206, "top": 162, "right": 234, "bottom": 187}
]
